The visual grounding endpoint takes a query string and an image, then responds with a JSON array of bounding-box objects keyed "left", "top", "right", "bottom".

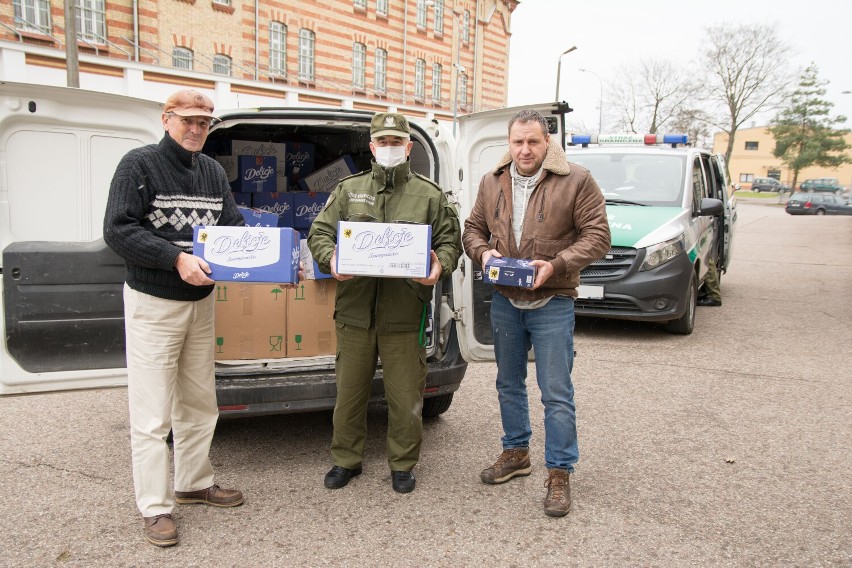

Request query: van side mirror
[{"left": 699, "top": 197, "right": 724, "bottom": 216}]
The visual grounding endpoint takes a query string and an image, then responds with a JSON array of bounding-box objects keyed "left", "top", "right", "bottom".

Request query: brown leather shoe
[
  {"left": 144, "top": 514, "right": 178, "bottom": 547},
  {"left": 480, "top": 448, "right": 532, "bottom": 484},
  {"left": 543, "top": 468, "right": 571, "bottom": 517},
  {"left": 174, "top": 485, "right": 244, "bottom": 507}
]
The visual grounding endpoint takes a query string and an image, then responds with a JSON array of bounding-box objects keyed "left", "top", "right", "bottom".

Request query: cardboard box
[
  {"left": 251, "top": 192, "right": 295, "bottom": 228},
  {"left": 286, "top": 280, "right": 337, "bottom": 357},
  {"left": 193, "top": 225, "right": 300, "bottom": 283},
  {"left": 236, "top": 155, "right": 277, "bottom": 193},
  {"left": 300, "top": 239, "right": 332, "bottom": 280},
  {"left": 213, "top": 283, "right": 287, "bottom": 360},
  {"left": 215, "top": 154, "right": 238, "bottom": 183},
  {"left": 336, "top": 221, "right": 431, "bottom": 278},
  {"left": 484, "top": 257, "right": 537, "bottom": 288},
  {"left": 232, "top": 140, "right": 287, "bottom": 188},
  {"left": 297, "top": 155, "right": 357, "bottom": 193},
  {"left": 286, "top": 142, "right": 316, "bottom": 186},
  {"left": 232, "top": 192, "right": 252, "bottom": 208},
  {"left": 238, "top": 206, "right": 278, "bottom": 227},
  {"left": 292, "top": 191, "right": 332, "bottom": 230}
]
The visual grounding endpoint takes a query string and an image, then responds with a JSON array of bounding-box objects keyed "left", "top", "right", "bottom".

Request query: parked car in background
[
  {"left": 799, "top": 178, "right": 845, "bottom": 194},
  {"left": 785, "top": 192, "right": 852, "bottom": 215},
  {"left": 750, "top": 177, "right": 790, "bottom": 193}
]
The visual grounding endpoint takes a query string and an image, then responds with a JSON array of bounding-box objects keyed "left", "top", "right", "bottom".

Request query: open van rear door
[
  {"left": 453, "top": 103, "right": 568, "bottom": 362},
  {"left": 0, "top": 82, "right": 162, "bottom": 394}
]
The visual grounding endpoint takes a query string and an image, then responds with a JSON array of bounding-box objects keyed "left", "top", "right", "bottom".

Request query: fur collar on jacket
[{"left": 491, "top": 137, "right": 571, "bottom": 176}]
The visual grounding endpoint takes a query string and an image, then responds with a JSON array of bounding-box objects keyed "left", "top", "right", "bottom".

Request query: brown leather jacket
[{"left": 462, "top": 138, "right": 611, "bottom": 300}]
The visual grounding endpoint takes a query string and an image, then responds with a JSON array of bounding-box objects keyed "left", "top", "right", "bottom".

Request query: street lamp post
[
  {"left": 554, "top": 46, "right": 577, "bottom": 102},
  {"left": 579, "top": 68, "right": 602, "bottom": 134}
]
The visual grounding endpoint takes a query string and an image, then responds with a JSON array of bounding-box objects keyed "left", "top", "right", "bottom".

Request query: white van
[{"left": 0, "top": 81, "right": 547, "bottom": 410}]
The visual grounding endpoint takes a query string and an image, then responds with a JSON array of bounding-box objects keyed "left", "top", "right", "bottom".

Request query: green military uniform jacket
[{"left": 308, "top": 161, "right": 462, "bottom": 332}]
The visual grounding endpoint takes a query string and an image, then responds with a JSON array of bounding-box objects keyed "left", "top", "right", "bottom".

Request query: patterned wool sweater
[{"left": 103, "top": 133, "right": 245, "bottom": 301}]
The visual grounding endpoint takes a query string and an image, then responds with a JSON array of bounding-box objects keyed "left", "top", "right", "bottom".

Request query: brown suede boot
[
  {"left": 144, "top": 514, "right": 178, "bottom": 547},
  {"left": 175, "top": 485, "right": 244, "bottom": 507},
  {"left": 543, "top": 468, "right": 571, "bottom": 517},
  {"left": 480, "top": 448, "right": 532, "bottom": 484}
]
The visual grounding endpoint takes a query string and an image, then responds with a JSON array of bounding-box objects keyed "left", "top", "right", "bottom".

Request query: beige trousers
[{"left": 124, "top": 284, "right": 218, "bottom": 517}]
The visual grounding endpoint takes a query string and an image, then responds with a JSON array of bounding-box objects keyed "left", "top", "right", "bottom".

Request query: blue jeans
[{"left": 491, "top": 292, "right": 577, "bottom": 471}]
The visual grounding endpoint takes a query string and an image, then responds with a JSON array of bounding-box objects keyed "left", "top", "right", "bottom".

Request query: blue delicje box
[
  {"left": 238, "top": 206, "right": 279, "bottom": 227},
  {"left": 193, "top": 225, "right": 300, "bottom": 283},
  {"left": 292, "top": 191, "right": 332, "bottom": 230},
  {"left": 251, "top": 192, "right": 295, "bottom": 228},
  {"left": 484, "top": 257, "right": 537, "bottom": 288},
  {"left": 236, "top": 155, "right": 277, "bottom": 193}
]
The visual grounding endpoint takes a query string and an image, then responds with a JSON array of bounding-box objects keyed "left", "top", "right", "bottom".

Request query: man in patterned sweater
[{"left": 104, "top": 89, "right": 246, "bottom": 547}]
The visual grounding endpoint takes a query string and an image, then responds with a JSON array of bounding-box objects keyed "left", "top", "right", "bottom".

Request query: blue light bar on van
[{"left": 569, "top": 133, "right": 689, "bottom": 146}]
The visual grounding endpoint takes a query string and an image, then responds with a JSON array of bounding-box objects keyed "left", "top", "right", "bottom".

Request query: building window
[
  {"left": 376, "top": 0, "right": 388, "bottom": 17},
  {"left": 744, "top": 141, "right": 759, "bottom": 150},
  {"left": 739, "top": 173, "right": 754, "bottom": 183},
  {"left": 433, "top": 0, "right": 444, "bottom": 35},
  {"left": 299, "top": 28, "right": 315, "bottom": 81},
  {"left": 213, "top": 54, "right": 231, "bottom": 76},
  {"left": 432, "top": 63, "right": 442, "bottom": 102},
  {"left": 270, "top": 22, "right": 287, "bottom": 77},
  {"left": 213, "top": 0, "right": 231, "bottom": 5},
  {"left": 463, "top": 10, "right": 470, "bottom": 44},
  {"left": 13, "top": 0, "right": 51, "bottom": 35},
  {"left": 414, "top": 58, "right": 426, "bottom": 100},
  {"left": 459, "top": 73, "right": 468, "bottom": 108},
  {"left": 353, "top": 0, "right": 367, "bottom": 9},
  {"left": 416, "top": 0, "right": 427, "bottom": 29},
  {"left": 375, "top": 48, "right": 387, "bottom": 93},
  {"left": 76, "top": 0, "right": 106, "bottom": 44},
  {"left": 353, "top": 43, "right": 366, "bottom": 90},
  {"left": 172, "top": 47, "right": 193, "bottom": 70}
]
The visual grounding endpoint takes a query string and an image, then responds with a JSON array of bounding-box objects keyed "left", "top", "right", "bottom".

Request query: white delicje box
[
  {"left": 193, "top": 225, "right": 300, "bottom": 283},
  {"left": 335, "top": 221, "right": 431, "bottom": 278}
]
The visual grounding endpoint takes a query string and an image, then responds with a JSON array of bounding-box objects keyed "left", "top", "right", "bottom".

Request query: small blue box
[
  {"left": 252, "top": 192, "right": 295, "bottom": 228},
  {"left": 286, "top": 142, "right": 316, "bottom": 186},
  {"left": 484, "top": 257, "right": 537, "bottom": 288},
  {"left": 238, "top": 206, "right": 279, "bottom": 227},
  {"left": 292, "top": 191, "right": 332, "bottom": 230},
  {"left": 193, "top": 225, "right": 300, "bottom": 283},
  {"left": 236, "top": 155, "right": 277, "bottom": 193}
]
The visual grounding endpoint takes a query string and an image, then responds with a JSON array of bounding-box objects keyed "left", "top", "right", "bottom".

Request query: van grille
[{"left": 580, "top": 247, "right": 637, "bottom": 280}]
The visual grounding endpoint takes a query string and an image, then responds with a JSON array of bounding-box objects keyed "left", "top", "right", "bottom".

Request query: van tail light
[{"left": 804, "top": 201, "right": 812, "bottom": 208}]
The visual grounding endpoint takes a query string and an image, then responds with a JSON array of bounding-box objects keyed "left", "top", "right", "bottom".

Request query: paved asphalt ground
[{"left": 0, "top": 200, "right": 849, "bottom": 567}]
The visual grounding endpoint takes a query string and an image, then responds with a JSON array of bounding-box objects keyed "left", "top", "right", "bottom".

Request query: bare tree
[
  {"left": 607, "top": 58, "right": 701, "bottom": 135},
  {"left": 700, "top": 22, "right": 791, "bottom": 178}
]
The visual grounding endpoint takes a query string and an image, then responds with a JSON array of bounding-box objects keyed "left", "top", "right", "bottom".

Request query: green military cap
[{"left": 370, "top": 112, "right": 411, "bottom": 138}]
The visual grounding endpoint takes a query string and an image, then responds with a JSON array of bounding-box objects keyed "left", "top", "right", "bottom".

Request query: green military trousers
[
  {"left": 704, "top": 257, "right": 722, "bottom": 301},
  {"left": 331, "top": 322, "right": 427, "bottom": 472}
]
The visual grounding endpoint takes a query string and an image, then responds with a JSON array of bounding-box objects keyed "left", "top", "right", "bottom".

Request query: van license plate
[{"left": 577, "top": 285, "right": 604, "bottom": 299}]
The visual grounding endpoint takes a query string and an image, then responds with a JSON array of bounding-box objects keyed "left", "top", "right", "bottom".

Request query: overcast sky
[{"left": 506, "top": 0, "right": 852, "bottom": 134}]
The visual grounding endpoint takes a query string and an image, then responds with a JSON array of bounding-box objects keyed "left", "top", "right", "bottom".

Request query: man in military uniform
[{"left": 307, "top": 112, "right": 461, "bottom": 494}]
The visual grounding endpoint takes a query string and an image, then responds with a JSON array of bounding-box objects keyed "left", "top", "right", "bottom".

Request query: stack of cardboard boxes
[{"left": 205, "top": 140, "right": 359, "bottom": 361}]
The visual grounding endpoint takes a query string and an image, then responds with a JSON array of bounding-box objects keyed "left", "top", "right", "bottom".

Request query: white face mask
[{"left": 374, "top": 145, "right": 407, "bottom": 168}]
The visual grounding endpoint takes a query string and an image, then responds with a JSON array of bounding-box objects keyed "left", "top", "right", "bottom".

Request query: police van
[
  {"left": 564, "top": 133, "right": 737, "bottom": 334},
  {"left": 0, "top": 81, "right": 571, "bottom": 407}
]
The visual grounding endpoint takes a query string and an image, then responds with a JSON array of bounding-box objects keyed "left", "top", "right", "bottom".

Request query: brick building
[{"left": 1, "top": 0, "right": 519, "bottom": 122}]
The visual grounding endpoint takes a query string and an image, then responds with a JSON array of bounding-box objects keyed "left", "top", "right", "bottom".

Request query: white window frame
[
  {"left": 353, "top": 43, "right": 366, "bottom": 90},
  {"left": 414, "top": 58, "right": 426, "bottom": 100},
  {"left": 376, "top": 0, "right": 388, "bottom": 17},
  {"left": 172, "top": 47, "right": 193, "bottom": 70},
  {"left": 213, "top": 54, "right": 231, "bottom": 76},
  {"left": 212, "top": 0, "right": 231, "bottom": 5},
  {"left": 463, "top": 10, "right": 470, "bottom": 44},
  {"left": 459, "top": 73, "right": 468, "bottom": 108},
  {"left": 432, "top": 63, "right": 443, "bottom": 102},
  {"left": 269, "top": 22, "right": 287, "bottom": 76},
  {"left": 13, "top": 0, "right": 51, "bottom": 35},
  {"left": 299, "top": 28, "right": 315, "bottom": 81},
  {"left": 416, "top": 0, "right": 427, "bottom": 29},
  {"left": 76, "top": 0, "right": 106, "bottom": 44},
  {"left": 353, "top": 0, "right": 367, "bottom": 9},
  {"left": 433, "top": 0, "right": 444, "bottom": 35},
  {"left": 375, "top": 48, "right": 387, "bottom": 93}
]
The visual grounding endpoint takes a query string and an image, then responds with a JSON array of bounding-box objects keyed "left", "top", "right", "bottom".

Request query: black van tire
[
  {"left": 666, "top": 273, "right": 697, "bottom": 335},
  {"left": 422, "top": 392, "right": 454, "bottom": 418}
]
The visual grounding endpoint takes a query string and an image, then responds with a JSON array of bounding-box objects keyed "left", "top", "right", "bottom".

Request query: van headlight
[{"left": 640, "top": 237, "right": 685, "bottom": 271}]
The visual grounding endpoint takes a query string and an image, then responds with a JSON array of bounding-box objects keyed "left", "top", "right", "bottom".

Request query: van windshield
[{"left": 569, "top": 153, "right": 687, "bottom": 207}]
